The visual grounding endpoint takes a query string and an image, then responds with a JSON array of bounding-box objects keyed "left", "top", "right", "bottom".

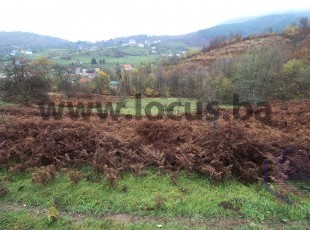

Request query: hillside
[
  {"left": 185, "top": 35, "right": 291, "bottom": 66},
  {"left": 0, "top": 32, "right": 75, "bottom": 54}
]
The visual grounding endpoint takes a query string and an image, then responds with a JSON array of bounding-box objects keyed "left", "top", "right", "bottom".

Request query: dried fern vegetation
[{"left": 0, "top": 99, "right": 309, "bottom": 185}]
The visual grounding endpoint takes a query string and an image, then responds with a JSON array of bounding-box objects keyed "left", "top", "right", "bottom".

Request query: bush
[
  {"left": 283, "top": 25, "right": 299, "bottom": 39},
  {"left": 144, "top": 87, "right": 154, "bottom": 97},
  {"left": 1, "top": 72, "right": 50, "bottom": 103},
  {"left": 282, "top": 59, "right": 304, "bottom": 77}
]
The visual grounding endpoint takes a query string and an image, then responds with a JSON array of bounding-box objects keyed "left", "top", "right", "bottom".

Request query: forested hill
[{"left": 0, "top": 32, "right": 75, "bottom": 53}]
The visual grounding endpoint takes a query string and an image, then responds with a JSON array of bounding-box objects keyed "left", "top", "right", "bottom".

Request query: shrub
[{"left": 32, "top": 165, "right": 57, "bottom": 184}]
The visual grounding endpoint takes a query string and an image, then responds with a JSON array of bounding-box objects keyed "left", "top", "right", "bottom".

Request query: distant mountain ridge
[
  {"left": 95, "top": 12, "right": 310, "bottom": 48},
  {"left": 180, "top": 13, "right": 310, "bottom": 47},
  {"left": 198, "top": 14, "right": 305, "bottom": 38},
  {"left": 0, "top": 11, "right": 310, "bottom": 55}
]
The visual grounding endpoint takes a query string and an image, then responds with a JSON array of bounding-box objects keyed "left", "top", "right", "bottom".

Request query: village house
[
  {"left": 121, "top": 64, "right": 133, "bottom": 71},
  {"left": 138, "top": 43, "right": 145, "bottom": 48},
  {"left": 10, "top": 50, "right": 18, "bottom": 56},
  {"left": 21, "top": 50, "right": 33, "bottom": 55},
  {"left": 128, "top": 39, "right": 137, "bottom": 46}
]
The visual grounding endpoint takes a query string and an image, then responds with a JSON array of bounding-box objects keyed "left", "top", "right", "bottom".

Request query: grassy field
[
  {"left": 0, "top": 169, "right": 309, "bottom": 229},
  {"left": 118, "top": 97, "right": 198, "bottom": 116},
  {"left": 0, "top": 47, "right": 161, "bottom": 67},
  {"left": 31, "top": 46, "right": 161, "bottom": 67},
  {"left": 32, "top": 49, "right": 69, "bottom": 59},
  {"left": 53, "top": 54, "right": 159, "bottom": 67}
]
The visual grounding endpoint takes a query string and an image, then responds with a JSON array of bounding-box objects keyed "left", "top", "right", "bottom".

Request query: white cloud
[{"left": 0, "top": 0, "right": 310, "bottom": 41}]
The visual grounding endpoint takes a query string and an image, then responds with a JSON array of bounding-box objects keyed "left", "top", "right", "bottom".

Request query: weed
[{"left": 154, "top": 195, "right": 166, "bottom": 210}]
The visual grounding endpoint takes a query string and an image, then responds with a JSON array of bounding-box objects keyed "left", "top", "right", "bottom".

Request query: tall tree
[{"left": 91, "top": 58, "right": 97, "bottom": 65}]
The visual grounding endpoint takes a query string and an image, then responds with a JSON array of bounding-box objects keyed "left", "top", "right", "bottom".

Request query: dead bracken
[{"left": 0, "top": 99, "right": 309, "bottom": 184}]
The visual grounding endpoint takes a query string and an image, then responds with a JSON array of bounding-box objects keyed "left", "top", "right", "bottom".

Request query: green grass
[
  {"left": 32, "top": 49, "right": 69, "bottom": 59},
  {"left": 0, "top": 210, "right": 110, "bottom": 230},
  {"left": 113, "top": 97, "right": 233, "bottom": 116},
  {"left": 1, "top": 209, "right": 309, "bottom": 230},
  {"left": 1, "top": 169, "right": 309, "bottom": 223},
  {"left": 53, "top": 54, "right": 159, "bottom": 68},
  {"left": 42, "top": 46, "right": 160, "bottom": 66},
  {"left": 119, "top": 97, "right": 198, "bottom": 116}
]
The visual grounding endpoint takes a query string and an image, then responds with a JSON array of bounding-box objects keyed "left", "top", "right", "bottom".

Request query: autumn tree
[
  {"left": 0, "top": 57, "right": 51, "bottom": 102},
  {"left": 53, "top": 64, "right": 75, "bottom": 98},
  {"left": 31, "top": 57, "right": 53, "bottom": 78},
  {"left": 91, "top": 70, "right": 111, "bottom": 94},
  {"left": 231, "top": 45, "right": 288, "bottom": 101},
  {"left": 283, "top": 24, "right": 299, "bottom": 39}
]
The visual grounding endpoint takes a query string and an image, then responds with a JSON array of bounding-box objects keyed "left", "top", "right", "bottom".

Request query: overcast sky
[{"left": 1, "top": 0, "right": 310, "bottom": 42}]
